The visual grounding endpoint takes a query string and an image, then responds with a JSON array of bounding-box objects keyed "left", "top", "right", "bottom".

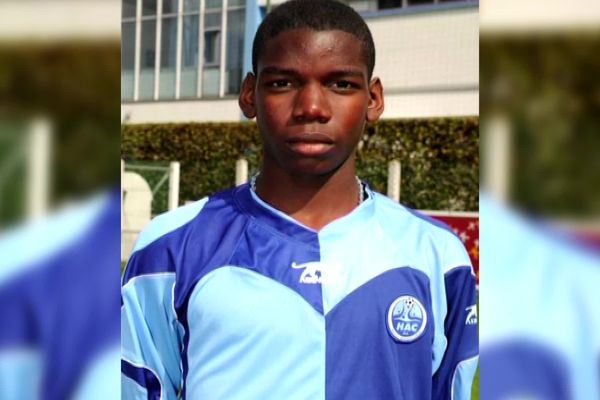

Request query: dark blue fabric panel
[
  {"left": 0, "top": 189, "right": 121, "bottom": 400},
  {"left": 480, "top": 340, "right": 569, "bottom": 400},
  {"left": 231, "top": 185, "right": 322, "bottom": 314},
  {"left": 432, "top": 266, "right": 478, "bottom": 399},
  {"left": 230, "top": 221, "right": 322, "bottom": 313},
  {"left": 122, "top": 233, "right": 177, "bottom": 286},
  {"left": 121, "top": 359, "right": 162, "bottom": 400},
  {"left": 0, "top": 269, "right": 39, "bottom": 347},
  {"left": 325, "top": 267, "right": 433, "bottom": 400}
]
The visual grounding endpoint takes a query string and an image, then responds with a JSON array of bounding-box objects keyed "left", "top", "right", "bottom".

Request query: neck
[{"left": 253, "top": 166, "right": 362, "bottom": 231}]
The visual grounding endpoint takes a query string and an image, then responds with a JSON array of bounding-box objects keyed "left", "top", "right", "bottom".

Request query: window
[
  {"left": 180, "top": 14, "right": 199, "bottom": 98},
  {"left": 139, "top": 19, "right": 156, "bottom": 100},
  {"left": 203, "top": 31, "right": 221, "bottom": 66},
  {"left": 122, "top": 21, "right": 136, "bottom": 100},
  {"left": 184, "top": 0, "right": 199, "bottom": 12},
  {"left": 206, "top": 0, "right": 223, "bottom": 9},
  {"left": 121, "top": 0, "right": 246, "bottom": 101},
  {"left": 142, "top": 0, "right": 157, "bottom": 16},
  {"left": 160, "top": 16, "right": 178, "bottom": 99},
  {"left": 202, "top": 10, "right": 222, "bottom": 97},
  {"left": 226, "top": 8, "right": 245, "bottom": 94},
  {"left": 345, "top": 0, "right": 477, "bottom": 12},
  {"left": 122, "top": 0, "right": 136, "bottom": 19},
  {"left": 163, "top": 0, "right": 178, "bottom": 14}
]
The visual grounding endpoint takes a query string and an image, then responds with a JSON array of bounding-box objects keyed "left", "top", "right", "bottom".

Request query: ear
[
  {"left": 239, "top": 73, "right": 257, "bottom": 119},
  {"left": 366, "top": 77, "right": 384, "bottom": 123}
]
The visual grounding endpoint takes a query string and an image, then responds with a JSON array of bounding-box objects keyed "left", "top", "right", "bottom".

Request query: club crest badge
[{"left": 387, "top": 295, "right": 427, "bottom": 343}]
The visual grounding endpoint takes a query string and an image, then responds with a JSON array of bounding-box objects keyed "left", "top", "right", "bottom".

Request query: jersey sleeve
[
  {"left": 432, "top": 234, "right": 479, "bottom": 400},
  {"left": 0, "top": 274, "right": 41, "bottom": 400},
  {"left": 121, "top": 200, "right": 208, "bottom": 399},
  {"left": 121, "top": 252, "right": 184, "bottom": 400}
]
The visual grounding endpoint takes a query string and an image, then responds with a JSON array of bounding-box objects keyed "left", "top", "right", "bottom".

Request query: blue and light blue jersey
[
  {"left": 480, "top": 193, "right": 600, "bottom": 400},
  {"left": 121, "top": 183, "right": 478, "bottom": 399},
  {"left": 0, "top": 189, "right": 121, "bottom": 400}
]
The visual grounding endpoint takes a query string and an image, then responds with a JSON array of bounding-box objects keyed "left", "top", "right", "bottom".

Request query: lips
[
  {"left": 285, "top": 133, "right": 334, "bottom": 156},
  {"left": 287, "top": 132, "right": 334, "bottom": 144}
]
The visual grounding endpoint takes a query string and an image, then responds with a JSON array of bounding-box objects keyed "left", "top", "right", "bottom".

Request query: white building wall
[
  {"left": 369, "top": 7, "right": 479, "bottom": 118},
  {"left": 122, "top": 98, "right": 242, "bottom": 124},
  {"left": 481, "top": 0, "right": 600, "bottom": 33},
  {"left": 0, "top": 0, "right": 120, "bottom": 41}
]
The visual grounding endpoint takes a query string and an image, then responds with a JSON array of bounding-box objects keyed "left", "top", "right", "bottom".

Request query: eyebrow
[
  {"left": 259, "top": 66, "right": 365, "bottom": 79},
  {"left": 327, "top": 69, "right": 365, "bottom": 79},
  {"left": 259, "top": 66, "right": 298, "bottom": 77}
]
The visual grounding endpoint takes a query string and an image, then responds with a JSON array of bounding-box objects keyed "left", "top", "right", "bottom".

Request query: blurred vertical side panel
[
  {"left": 480, "top": 0, "right": 600, "bottom": 399},
  {"left": 0, "top": 0, "right": 121, "bottom": 399}
]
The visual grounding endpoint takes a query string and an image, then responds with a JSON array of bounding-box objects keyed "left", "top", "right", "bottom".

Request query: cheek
[
  {"left": 257, "top": 97, "right": 288, "bottom": 126},
  {"left": 336, "top": 102, "right": 368, "bottom": 134}
]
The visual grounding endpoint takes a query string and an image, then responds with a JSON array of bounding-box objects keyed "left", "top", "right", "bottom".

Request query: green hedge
[
  {"left": 481, "top": 36, "right": 600, "bottom": 216},
  {"left": 0, "top": 42, "right": 120, "bottom": 226},
  {"left": 121, "top": 117, "right": 478, "bottom": 211}
]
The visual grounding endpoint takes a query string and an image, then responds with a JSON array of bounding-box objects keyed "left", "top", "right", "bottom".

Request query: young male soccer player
[{"left": 121, "top": 1, "right": 478, "bottom": 399}]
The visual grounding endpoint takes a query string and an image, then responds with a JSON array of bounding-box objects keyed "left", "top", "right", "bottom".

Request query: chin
[
  {"left": 282, "top": 158, "right": 348, "bottom": 178},
  {"left": 265, "top": 147, "right": 352, "bottom": 178}
]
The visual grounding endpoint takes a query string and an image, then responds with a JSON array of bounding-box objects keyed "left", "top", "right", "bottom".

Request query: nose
[{"left": 292, "top": 82, "right": 332, "bottom": 123}]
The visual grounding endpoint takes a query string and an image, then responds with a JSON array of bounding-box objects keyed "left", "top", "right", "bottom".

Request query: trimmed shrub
[{"left": 121, "top": 117, "right": 478, "bottom": 212}]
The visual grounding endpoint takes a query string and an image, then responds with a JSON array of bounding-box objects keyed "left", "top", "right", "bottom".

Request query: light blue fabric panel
[
  {"left": 0, "top": 349, "right": 41, "bottom": 400},
  {"left": 132, "top": 197, "right": 208, "bottom": 253},
  {"left": 185, "top": 267, "right": 326, "bottom": 400},
  {"left": 72, "top": 345, "right": 120, "bottom": 400},
  {"left": 480, "top": 193, "right": 600, "bottom": 400},
  {"left": 121, "top": 374, "right": 149, "bottom": 400},
  {"left": 452, "top": 355, "right": 478, "bottom": 400},
  {"left": 318, "top": 190, "right": 471, "bottom": 373},
  {"left": 121, "top": 273, "right": 183, "bottom": 399}
]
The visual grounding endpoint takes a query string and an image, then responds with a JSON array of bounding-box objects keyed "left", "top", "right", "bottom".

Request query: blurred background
[
  {"left": 480, "top": 0, "right": 600, "bottom": 399},
  {"left": 0, "top": 1, "right": 121, "bottom": 227},
  {"left": 0, "top": 0, "right": 121, "bottom": 399},
  {"left": 5, "top": 0, "right": 600, "bottom": 398}
]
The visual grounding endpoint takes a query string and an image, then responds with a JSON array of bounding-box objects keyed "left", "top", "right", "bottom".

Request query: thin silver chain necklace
[{"left": 250, "top": 173, "right": 364, "bottom": 205}]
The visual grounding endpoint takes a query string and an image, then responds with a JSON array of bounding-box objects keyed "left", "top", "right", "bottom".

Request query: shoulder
[
  {"left": 0, "top": 191, "right": 111, "bottom": 284},
  {"left": 370, "top": 190, "right": 472, "bottom": 274},
  {"left": 371, "top": 191, "right": 457, "bottom": 240},
  {"left": 132, "top": 186, "right": 243, "bottom": 254},
  {"left": 131, "top": 197, "right": 209, "bottom": 254},
  {"left": 122, "top": 186, "right": 252, "bottom": 287}
]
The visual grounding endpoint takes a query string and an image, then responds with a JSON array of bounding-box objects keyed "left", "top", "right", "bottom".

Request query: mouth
[{"left": 285, "top": 133, "right": 334, "bottom": 156}]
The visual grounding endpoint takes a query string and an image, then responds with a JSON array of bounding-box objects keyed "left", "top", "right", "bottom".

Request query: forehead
[{"left": 257, "top": 29, "right": 367, "bottom": 75}]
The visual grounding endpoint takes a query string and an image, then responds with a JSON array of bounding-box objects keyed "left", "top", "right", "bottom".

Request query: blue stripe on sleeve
[
  {"left": 121, "top": 359, "right": 162, "bottom": 400},
  {"left": 432, "top": 265, "right": 478, "bottom": 399},
  {"left": 122, "top": 198, "right": 208, "bottom": 287}
]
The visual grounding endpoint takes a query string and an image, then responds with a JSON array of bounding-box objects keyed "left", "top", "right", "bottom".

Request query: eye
[
  {"left": 331, "top": 80, "right": 359, "bottom": 91},
  {"left": 268, "top": 79, "right": 292, "bottom": 89}
]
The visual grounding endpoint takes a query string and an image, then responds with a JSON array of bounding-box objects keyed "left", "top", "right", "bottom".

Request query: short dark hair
[{"left": 252, "top": 0, "right": 376, "bottom": 79}]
